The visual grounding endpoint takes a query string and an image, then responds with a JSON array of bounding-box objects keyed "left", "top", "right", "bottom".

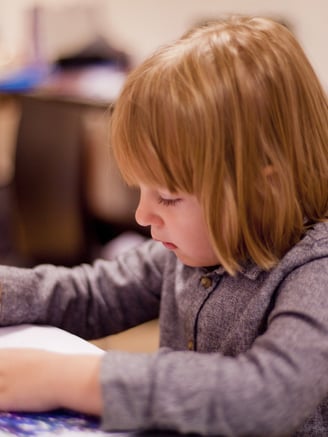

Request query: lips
[
  {"left": 152, "top": 237, "right": 177, "bottom": 250},
  {"left": 162, "top": 242, "right": 177, "bottom": 250}
]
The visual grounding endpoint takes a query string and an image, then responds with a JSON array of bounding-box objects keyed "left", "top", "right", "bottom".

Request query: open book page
[
  {"left": 0, "top": 325, "right": 136, "bottom": 436},
  {"left": 0, "top": 324, "right": 104, "bottom": 355}
]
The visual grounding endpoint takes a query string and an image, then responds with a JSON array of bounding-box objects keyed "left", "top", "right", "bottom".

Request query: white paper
[{"left": 0, "top": 324, "right": 104, "bottom": 355}]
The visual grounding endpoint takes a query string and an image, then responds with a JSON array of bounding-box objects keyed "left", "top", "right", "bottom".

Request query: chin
[{"left": 176, "top": 255, "right": 214, "bottom": 268}]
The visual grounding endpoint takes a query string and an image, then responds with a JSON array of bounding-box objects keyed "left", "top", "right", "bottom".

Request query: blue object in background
[{"left": 0, "top": 64, "right": 51, "bottom": 92}]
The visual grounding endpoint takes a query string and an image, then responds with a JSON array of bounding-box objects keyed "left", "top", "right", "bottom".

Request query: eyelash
[{"left": 158, "top": 197, "right": 182, "bottom": 207}]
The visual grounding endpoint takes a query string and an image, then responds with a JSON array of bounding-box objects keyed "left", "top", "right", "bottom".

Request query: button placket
[{"left": 185, "top": 275, "right": 215, "bottom": 351}]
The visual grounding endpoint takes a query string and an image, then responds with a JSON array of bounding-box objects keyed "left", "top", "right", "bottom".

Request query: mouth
[
  {"left": 153, "top": 237, "right": 177, "bottom": 250},
  {"left": 162, "top": 241, "right": 178, "bottom": 250}
]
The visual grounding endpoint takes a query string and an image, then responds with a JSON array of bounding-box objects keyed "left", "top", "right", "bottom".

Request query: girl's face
[{"left": 135, "top": 184, "right": 219, "bottom": 267}]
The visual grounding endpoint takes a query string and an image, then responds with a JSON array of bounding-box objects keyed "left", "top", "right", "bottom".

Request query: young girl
[{"left": 0, "top": 15, "right": 328, "bottom": 436}]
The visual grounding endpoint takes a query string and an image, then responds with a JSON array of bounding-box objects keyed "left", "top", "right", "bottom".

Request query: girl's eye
[{"left": 158, "top": 197, "right": 182, "bottom": 207}]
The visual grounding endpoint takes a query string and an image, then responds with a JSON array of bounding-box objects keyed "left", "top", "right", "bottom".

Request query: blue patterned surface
[{"left": 0, "top": 410, "right": 111, "bottom": 436}]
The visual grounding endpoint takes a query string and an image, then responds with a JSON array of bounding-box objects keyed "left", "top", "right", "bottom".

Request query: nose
[{"left": 135, "top": 193, "right": 163, "bottom": 228}]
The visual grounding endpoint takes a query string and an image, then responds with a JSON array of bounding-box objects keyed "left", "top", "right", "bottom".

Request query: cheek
[
  {"left": 190, "top": 217, "right": 217, "bottom": 254},
  {"left": 180, "top": 217, "right": 212, "bottom": 249},
  {"left": 193, "top": 231, "right": 215, "bottom": 253}
]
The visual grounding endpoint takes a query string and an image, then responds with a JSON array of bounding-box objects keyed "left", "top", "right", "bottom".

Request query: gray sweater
[{"left": 1, "top": 222, "right": 328, "bottom": 436}]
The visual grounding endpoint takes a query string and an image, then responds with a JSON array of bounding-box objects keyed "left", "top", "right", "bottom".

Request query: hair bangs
[
  {"left": 111, "top": 117, "right": 168, "bottom": 189},
  {"left": 110, "top": 77, "right": 172, "bottom": 189},
  {"left": 110, "top": 51, "right": 200, "bottom": 194}
]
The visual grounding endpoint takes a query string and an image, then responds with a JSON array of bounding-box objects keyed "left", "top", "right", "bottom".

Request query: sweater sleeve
[
  {"left": 0, "top": 240, "right": 164, "bottom": 339},
  {"left": 99, "top": 258, "right": 328, "bottom": 436}
]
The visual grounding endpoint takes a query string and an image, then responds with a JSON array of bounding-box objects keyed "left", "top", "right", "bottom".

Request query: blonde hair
[{"left": 110, "top": 15, "right": 328, "bottom": 274}]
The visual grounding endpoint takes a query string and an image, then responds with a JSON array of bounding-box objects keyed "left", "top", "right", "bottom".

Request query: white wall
[
  {"left": 0, "top": 0, "right": 327, "bottom": 88},
  {"left": 104, "top": 0, "right": 328, "bottom": 88}
]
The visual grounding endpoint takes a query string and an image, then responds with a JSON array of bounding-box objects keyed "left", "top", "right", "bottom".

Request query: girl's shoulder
[{"left": 272, "top": 221, "right": 328, "bottom": 280}]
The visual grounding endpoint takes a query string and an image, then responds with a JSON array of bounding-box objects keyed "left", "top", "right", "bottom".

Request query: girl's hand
[{"left": 0, "top": 349, "right": 103, "bottom": 415}]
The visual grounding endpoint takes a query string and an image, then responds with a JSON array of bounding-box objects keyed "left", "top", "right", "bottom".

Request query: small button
[
  {"left": 200, "top": 276, "right": 212, "bottom": 289},
  {"left": 187, "top": 340, "right": 194, "bottom": 350}
]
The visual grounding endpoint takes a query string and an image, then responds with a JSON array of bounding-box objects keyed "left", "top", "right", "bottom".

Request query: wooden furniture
[{"left": 5, "top": 67, "right": 142, "bottom": 266}]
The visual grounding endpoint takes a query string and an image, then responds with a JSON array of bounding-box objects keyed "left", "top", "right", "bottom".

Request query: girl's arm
[
  {"left": 0, "top": 240, "right": 164, "bottom": 340},
  {"left": 0, "top": 349, "right": 103, "bottom": 415}
]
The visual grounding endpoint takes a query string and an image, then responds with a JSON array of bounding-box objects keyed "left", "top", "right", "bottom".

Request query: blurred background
[{"left": 0, "top": 0, "right": 327, "bottom": 268}]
